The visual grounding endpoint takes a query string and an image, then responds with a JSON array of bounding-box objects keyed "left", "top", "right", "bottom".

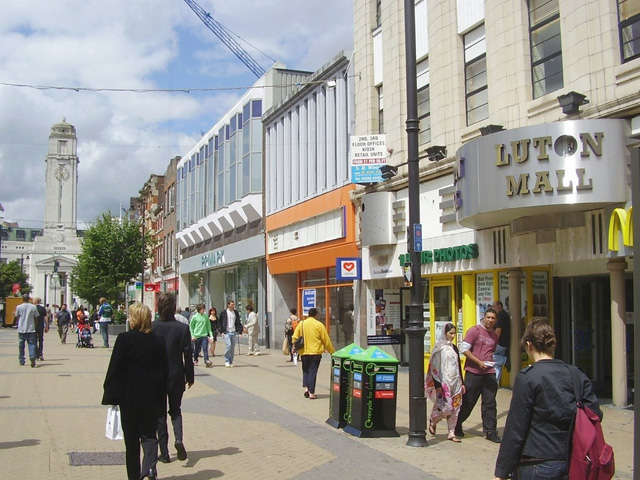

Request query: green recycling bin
[
  {"left": 344, "top": 347, "right": 400, "bottom": 438},
  {"left": 326, "top": 343, "right": 364, "bottom": 429}
]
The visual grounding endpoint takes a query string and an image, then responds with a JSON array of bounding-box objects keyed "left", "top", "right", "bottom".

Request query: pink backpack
[{"left": 568, "top": 367, "right": 614, "bottom": 480}]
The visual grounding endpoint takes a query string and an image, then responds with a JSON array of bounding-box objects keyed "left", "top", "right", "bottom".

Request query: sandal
[
  {"left": 428, "top": 422, "right": 436, "bottom": 436},
  {"left": 309, "top": 394, "right": 318, "bottom": 399},
  {"left": 304, "top": 391, "right": 310, "bottom": 398},
  {"left": 448, "top": 433, "right": 461, "bottom": 443}
]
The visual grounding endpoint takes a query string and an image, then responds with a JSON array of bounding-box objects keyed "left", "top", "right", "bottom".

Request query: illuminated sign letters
[{"left": 201, "top": 250, "right": 225, "bottom": 268}]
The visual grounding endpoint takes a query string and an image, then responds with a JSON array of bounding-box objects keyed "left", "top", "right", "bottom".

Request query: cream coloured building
[{"left": 353, "top": 0, "right": 639, "bottom": 406}]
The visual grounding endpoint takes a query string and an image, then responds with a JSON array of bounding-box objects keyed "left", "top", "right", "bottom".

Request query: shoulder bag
[{"left": 293, "top": 320, "right": 305, "bottom": 351}]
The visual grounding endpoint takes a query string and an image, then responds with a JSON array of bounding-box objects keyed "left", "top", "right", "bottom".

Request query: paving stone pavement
[{"left": 0, "top": 327, "right": 634, "bottom": 479}]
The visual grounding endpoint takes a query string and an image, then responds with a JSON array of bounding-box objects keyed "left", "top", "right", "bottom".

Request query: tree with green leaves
[
  {"left": 69, "top": 212, "right": 151, "bottom": 307},
  {"left": 0, "top": 260, "right": 32, "bottom": 299}
]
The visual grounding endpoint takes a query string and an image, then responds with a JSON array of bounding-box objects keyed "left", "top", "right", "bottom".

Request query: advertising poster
[
  {"left": 367, "top": 288, "right": 403, "bottom": 345},
  {"left": 350, "top": 134, "right": 386, "bottom": 184},
  {"left": 531, "top": 271, "right": 549, "bottom": 318},
  {"left": 302, "top": 288, "right": 316, "bottom": 316},
  {"left": 476, "top": 272, "right": 494, "bottom": 323}
]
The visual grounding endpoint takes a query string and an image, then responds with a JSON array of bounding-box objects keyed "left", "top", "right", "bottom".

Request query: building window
[
  {"left": 464, "top": 25, "right": 488, "bottom": 125},
  {"left": 378, "top": 86, "right": 384, "bottom": 134},
  {"left": 376, "top": 0, "right": 382, "bottom": 28},
  {"left": 529, "top": 0, "right": 563, "bottom": 99},
  {"left": 417, "top": 59, "right": 430, "bottom": 145},
  {"left": 619, "top": 0, "right": 640, "bottom": 62}
]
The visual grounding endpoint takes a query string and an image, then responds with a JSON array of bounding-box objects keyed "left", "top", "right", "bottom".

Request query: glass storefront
[
  {"left": 189, "top": 259, "right": 260, "bottom": 314},
  {"left": 298, "top": 268, "right": 354, "bottom": 351}
]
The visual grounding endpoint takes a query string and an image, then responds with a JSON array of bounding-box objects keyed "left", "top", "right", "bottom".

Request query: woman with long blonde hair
[{"left": 102, "top": 302, "right": 168, "bottom": 480}]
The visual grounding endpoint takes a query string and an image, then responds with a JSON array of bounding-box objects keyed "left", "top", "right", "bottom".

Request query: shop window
[
  {"left": 188, "top": 272, "right": 204, "bottom": 307},
  {"left": 301, "top": 269, "right": 328, "bottom": 287}
]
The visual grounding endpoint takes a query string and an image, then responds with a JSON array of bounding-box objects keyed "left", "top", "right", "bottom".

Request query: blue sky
[{"left": 0, "top": 0, "right": 354, "bottom": 227}]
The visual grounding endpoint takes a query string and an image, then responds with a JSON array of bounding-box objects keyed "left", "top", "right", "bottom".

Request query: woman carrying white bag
[
  {"left": 102, "top": 303, "right": 168, "bottom": 480},
  {"left": 105, "top": 405, "right": 123, "bottom": 440}
]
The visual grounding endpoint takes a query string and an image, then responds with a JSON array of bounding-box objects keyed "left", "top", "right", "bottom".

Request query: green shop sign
[{"left": 399, "top": 243, "right": 479, "bottom": 265}]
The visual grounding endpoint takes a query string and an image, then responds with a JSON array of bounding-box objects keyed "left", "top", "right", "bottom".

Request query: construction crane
[{"left": 183, "top": 0, "right": 267, "bottom": 78}]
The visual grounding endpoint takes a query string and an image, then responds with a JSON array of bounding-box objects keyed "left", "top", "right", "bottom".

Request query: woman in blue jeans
[{"left": 493, "top": 318, "right": 602, "bottom": 480}]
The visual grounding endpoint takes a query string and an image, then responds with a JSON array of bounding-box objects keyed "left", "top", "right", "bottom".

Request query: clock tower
[{"left": 44, "top": 118, "right": 78, "bottom": 234}]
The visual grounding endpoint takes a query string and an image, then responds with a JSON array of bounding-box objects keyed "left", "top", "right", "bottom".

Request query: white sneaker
[
  {"left": 246, "top": 352, "right": 253, "bottom": 356},
  {"left": 253, "top": 352, "right": 261, "bottom": 356},
  {"left": 225, "top": 362, "right": 230, "bottom": 367},
  {"left": 229, "top": 364, "right": 234, "bottom": 368}
]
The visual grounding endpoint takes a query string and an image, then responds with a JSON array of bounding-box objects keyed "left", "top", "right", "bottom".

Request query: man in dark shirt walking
[
  {"left": 152, "top": 292, "right": 194, "bottom": 463},
  {"left": 34, "top": 297, "right": 49, "bottom": 361},
  {"left": 492, "top": 300, "right": 511, "bottom": 385},
  {"left": 57, "top": 304, "right": 72, "bottom": 344}
]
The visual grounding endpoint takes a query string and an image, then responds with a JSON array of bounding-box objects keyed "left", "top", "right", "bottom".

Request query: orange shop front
[{"left": 266, "top": 186, "right": 358, "bottom": 351}]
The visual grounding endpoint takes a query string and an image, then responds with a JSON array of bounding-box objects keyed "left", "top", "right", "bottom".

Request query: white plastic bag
[{"left": 105, "top": 405, "right": 123, "bottom": 440}]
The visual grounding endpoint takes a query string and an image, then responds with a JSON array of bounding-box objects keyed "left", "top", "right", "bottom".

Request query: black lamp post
[{"left": 403, "top": 0, "right": 427, "bottom": 447}]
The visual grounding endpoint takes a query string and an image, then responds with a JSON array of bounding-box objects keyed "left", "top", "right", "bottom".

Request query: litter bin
[
  {"left": 344, "top": 347, "right": 400, "bottom": 438},
  {"left": 326, "top": 343, "right": 364, "bottom": 429}
]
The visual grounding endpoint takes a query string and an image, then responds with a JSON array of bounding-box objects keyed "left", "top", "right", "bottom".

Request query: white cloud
[{"left": 0, "top": 0, "right": 353, "bottom": 227}]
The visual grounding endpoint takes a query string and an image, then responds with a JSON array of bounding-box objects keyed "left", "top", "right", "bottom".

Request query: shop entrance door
[
  {"left": 555, "top": 276, "right": 612, "bottom": 396},
  {"left": 430, "top": 278, "right": 454, "bottom": 352}
]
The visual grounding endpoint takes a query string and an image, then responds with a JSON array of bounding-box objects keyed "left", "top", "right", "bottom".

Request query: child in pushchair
[{"left": 76, "top": 316, "right": 94, "bottom": 348}]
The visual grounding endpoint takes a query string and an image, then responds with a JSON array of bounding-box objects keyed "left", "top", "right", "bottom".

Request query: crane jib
[{"left": 183, "top": 0, "right": 266, "bottom": 78}]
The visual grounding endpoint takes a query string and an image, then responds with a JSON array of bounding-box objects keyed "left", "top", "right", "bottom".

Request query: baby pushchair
[{"left": 76, "top": 323, "right": 94, "bottom": 348}]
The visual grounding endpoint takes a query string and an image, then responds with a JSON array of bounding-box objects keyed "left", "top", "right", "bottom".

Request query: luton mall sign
[{"left": 455, "top": 119, "right": 630, "bottom": 230}]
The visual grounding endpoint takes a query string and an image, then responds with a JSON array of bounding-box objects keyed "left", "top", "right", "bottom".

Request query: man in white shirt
[
  {"left": 175, "top": 307, "right": 189, "bottom": 325},
  {"left": 15, "top": 294, "right": 40, "bottom": 367},
  {"left": 217, "top": 300, "right": 242, "bottom": 367},
  {"left": 243, "top": 305, "right": 260, "bottom": 356}
]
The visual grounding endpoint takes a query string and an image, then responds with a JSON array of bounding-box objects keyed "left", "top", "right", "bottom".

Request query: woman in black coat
[
  {"left": 102, "top": 303, "right": 168, "bottom": 480},
  {"left": 493, "top": 317, "right": 602, "bottom": 480}
]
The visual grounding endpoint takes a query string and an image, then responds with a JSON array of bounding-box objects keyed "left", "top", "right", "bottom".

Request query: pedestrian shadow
[
  {"left": 161, "top": 469, "right": 223, "bottom": 479},
  {"left": 182, "top": 446, "right": 241, "bottom": 467},
  {"left": 0, "top": 439, "right": 40, "bottom": 450}
]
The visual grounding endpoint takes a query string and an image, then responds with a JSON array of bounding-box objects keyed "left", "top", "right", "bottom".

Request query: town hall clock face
[{"left": 54, "top": 166, "right": 70, "bottom": 181}]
